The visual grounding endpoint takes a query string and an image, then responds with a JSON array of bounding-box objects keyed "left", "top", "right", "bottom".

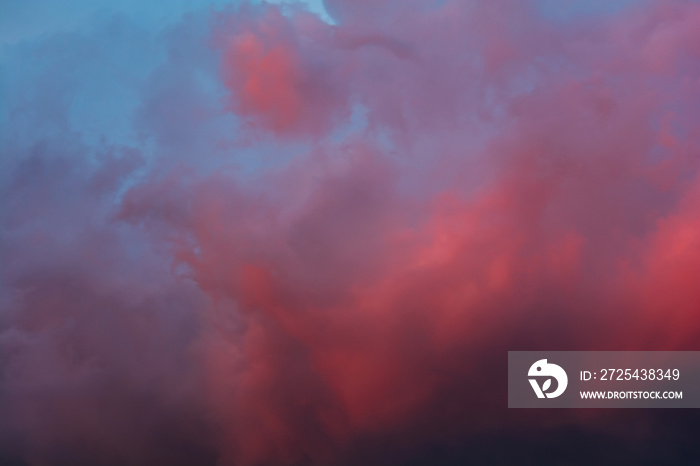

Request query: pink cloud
[{"left": 3, "top": 0, "right": 700, "bottom": 464}]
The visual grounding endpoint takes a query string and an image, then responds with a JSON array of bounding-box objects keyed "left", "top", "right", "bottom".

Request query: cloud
[{"left": 2, "top": 0, "right": 700, "bottom": 465}]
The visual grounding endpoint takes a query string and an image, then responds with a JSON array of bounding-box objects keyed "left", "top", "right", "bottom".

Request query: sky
[{"left": 1, "top": 0, "right": 700, "bottom": 465}]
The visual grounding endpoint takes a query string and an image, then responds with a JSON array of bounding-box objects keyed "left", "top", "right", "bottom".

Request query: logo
[{"left": 528, "top": 359, "right": 568, "bottom": 398}]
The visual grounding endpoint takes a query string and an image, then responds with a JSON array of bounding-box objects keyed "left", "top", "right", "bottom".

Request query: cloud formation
[{"left": 2, "top": 0, "right": 700, "bottom": 464}]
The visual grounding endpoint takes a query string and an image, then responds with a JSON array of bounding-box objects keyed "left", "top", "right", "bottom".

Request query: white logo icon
[{"left": 528, "top": 359, "right": 568, "bottom": 398}]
